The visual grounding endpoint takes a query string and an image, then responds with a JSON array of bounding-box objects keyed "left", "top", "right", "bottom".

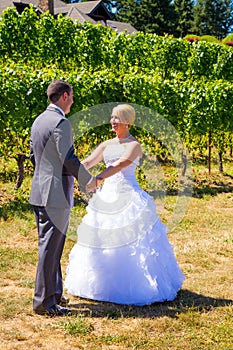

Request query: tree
[
  {"left": 218, "top": 0, "right": 233, "bottom": 37},
  {"left": 174, "top": 0, "right": 194, "bottom": 38},
  {"left": 116, "top": 0, "right": 177, "bottom": 35},
  {"left": 191, "top": 0, "right": 233, "bottom": 38},
  {"left": 98, "top": 0, "right": 118, "bottom": 13}
]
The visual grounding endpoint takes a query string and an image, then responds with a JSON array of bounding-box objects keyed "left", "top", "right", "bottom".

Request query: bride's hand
[
  {"left": 96, "top": 175, "right": 104, "bottom": 188},
  {"left": 96, "top": 177, "right": 104, "bottom": 188}
]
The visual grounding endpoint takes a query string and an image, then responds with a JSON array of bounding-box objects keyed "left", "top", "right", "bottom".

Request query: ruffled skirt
[{"left": 65, "top": 178, "right": 185, "bottom": 305}]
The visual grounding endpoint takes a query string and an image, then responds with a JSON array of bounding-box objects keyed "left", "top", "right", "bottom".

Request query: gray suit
[{"left": 29, "top": 105, "right": 91, "bottom": 313}]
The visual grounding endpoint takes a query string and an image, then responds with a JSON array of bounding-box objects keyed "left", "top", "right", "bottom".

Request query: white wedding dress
[{"left": 65, "top": 144, "right": 185, "bottom": 305}]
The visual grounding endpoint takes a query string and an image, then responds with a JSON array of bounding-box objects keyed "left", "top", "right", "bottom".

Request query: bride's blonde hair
[{"left": 112, "top": 104, "right": 136, "bottom": 126}]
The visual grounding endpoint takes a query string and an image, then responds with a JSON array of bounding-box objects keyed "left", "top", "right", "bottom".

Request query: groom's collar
[{"left": 48, "top": 104, "right": 65, "bottom": 117}]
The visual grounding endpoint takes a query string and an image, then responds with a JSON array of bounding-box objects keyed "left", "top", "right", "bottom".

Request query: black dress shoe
[
  {"left": 59, "top": 295, "right": 70, "bottom": 307},
  {"left": 35, "top": 304, "right": 71, "bottom": 316},
  {"left": 47, "top": 304, "right": 71, "bottom": 316}
]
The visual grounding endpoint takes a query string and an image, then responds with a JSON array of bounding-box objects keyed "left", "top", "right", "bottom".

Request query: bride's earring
[{"left": 126, "top": 124, "right": 128, "bottom": 129}]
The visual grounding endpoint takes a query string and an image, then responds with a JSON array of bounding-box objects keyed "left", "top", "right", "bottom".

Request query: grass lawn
[{"left": 0, "top": 157, "right": 232, "bottom": 349}]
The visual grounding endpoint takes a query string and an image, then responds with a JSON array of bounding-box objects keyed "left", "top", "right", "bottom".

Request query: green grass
[
  {"left": 56, "top": 317, "right": 94, "bottom": 336},
  {"left": 0, "top": 157, "right": 232, "bottom": 349}
]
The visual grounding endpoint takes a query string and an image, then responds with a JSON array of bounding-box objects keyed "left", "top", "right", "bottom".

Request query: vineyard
[
  {"left": 0, "top": 7, "right": 233, "bottom": 349},
  {"left": 0, "top": 5, "right": 233, "bottom": 174}
]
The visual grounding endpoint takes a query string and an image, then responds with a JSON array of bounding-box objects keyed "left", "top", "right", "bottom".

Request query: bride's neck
[{"left": 116, "top": 132, "right": 131, "bottom": 140}]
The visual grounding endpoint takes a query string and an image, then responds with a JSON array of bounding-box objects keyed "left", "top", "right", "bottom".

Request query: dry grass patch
[{"left": 0, "top": 162, "right": 232, "bottom": 349}]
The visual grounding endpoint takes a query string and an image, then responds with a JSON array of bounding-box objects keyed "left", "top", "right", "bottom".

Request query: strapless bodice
[{"left": 103, "top": 144, "right": 139, "bottom": 183}]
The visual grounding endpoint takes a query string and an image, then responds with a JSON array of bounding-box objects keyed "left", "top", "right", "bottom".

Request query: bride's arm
[
  {"left": 96, "top": 142, "right": 142, "bottom": 180},
  {"left": 82, "top": 142, "right": 106, "bottom": 170}
]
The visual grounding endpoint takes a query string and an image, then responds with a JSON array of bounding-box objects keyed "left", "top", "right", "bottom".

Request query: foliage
[
  {"left": 174, "top": 0, "right": 194, "bottom": 38},
  {"left": 200, "top": 35, "right": 220, "bottom": 43},
  {"left": 222, "top": 32, "right": 233, "bottom": 43},
  {"left": 0, "top": 7, "right": 233, "bottom": 173},
  {"left": 115, "top": 0, "right": 233, "bottom": 38},
  {"left": 115, "top": 0, "right": 177, "bottom": 35},
  {"left": 191, "top": 0, "right": 233, "bottom": 38},
  {"left": 184, "top": 34, "right": 200, "bottom": 43}
]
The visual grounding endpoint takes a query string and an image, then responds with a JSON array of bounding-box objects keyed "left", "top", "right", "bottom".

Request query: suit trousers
[{"left": 33, "top": 206, "right": 70, "bottom": 313}]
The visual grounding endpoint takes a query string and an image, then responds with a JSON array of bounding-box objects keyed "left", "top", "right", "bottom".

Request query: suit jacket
[{"left": 29, "top": 106, "right": 92, "bottom": 208}]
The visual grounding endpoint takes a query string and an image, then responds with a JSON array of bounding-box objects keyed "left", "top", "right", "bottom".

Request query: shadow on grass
[
  {"left": 0, "top": 197, "right": 33, "bottom": 220},
  {"left": 70, "top": 289, "right": 232, "bottom": 319},
  {"left": 2, "top": 184, "right": 233, "bottom": 222},
  {"left": 148, "top": 186, "right": 233, "bottom": 202},
  {"left": 1, "top": 169, "right": 233, "bottom": 220},
  {"left": 148, "top": 175, "right": 233, "bottom": 199},
  {"left": 192, "top": 180, "right": 233, "bottom": 198}
]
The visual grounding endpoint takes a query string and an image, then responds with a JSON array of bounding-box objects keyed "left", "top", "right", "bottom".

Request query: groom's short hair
[{"left": 47, "top": 80, "right": 72, "bottom": 103}]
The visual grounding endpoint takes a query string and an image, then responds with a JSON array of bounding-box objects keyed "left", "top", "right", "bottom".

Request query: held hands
[
  {"left": 86, "top": 176, "right": 97, "bottom": 193},
  {"left": 85, "top": 176, "right": 104, "bottom": 193},
  {"left": 96, "top": 177, "right": 104, "bottom": 188}
]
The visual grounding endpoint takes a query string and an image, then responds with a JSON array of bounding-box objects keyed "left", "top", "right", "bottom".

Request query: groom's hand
[{"left": 86, "top": 176, "right": 97, "bottom": 193}]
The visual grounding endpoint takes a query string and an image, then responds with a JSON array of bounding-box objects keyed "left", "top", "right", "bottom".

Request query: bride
[{"left": 65, "top": 104, "right": 185, "bottom": 305}]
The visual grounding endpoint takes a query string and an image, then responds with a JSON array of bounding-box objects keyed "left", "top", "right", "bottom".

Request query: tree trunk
[
  {"left": 208, "top": 130, "right": 212, "bottom": 175},
  {"left": 218, "top": 151, "right": 223, "bottom": 173},
  {"left": 14, "top": 153, "right": 27, "bottom": 189},
  {"left": 181, "top": 153, "right": 187, "bottom": 176}
]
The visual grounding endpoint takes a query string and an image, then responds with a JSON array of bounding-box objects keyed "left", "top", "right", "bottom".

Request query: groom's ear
[{"left": 62, "top": 91, "right": 68, "bottom": 100}]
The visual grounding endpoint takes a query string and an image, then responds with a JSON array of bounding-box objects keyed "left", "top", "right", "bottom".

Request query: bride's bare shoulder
[
  {"left": 128, "top": 138, "right": 143, "bottom": 157},
  {"left": 105, "top": 138, "right": 118, "bottom": 145},
  {"left": 99, "top": 138, "right": 117, "bottom": 150}
]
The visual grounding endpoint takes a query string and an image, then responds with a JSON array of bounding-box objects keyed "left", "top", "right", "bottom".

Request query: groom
[{"left": 29, "top": 80, "right": 96, "bottom": 316}]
